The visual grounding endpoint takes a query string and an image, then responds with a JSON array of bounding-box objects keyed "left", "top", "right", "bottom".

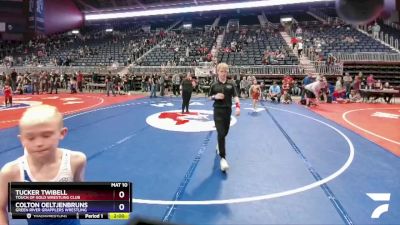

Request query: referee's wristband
[{"left": 211, "top": 95, "right": 215, "bottom": 100}]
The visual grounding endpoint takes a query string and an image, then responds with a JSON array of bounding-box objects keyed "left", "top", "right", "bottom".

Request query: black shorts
[{"left": 305, "top": 90, "right": 316, "bottom": 98}]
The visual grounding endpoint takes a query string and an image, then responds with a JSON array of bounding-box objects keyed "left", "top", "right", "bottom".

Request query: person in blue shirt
[{"left": 268, "top": 81, "right": 281, "bottom": 103}]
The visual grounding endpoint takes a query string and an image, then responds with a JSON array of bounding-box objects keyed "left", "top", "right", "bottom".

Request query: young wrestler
[
  {"left": 3, "top": 82, "right": 12, "bottom": 107},
  {"left": 249, "top": 79, "right": 262, "bottom": 111},
  {"left": 0, "top": 104, "right": 87, "bottom": 225}
]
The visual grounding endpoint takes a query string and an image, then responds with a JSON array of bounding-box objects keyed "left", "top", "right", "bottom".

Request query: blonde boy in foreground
[{"left": 0, "top": 104, "right": 87, "bottom": 225}]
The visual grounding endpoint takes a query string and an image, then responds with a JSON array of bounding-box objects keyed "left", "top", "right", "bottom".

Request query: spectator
[
  {"left": 239, "top": 76, "right": 247, "bottom": 98},
  {"left": 291, "top": 82, "right": 301, "bottom": 96},
  {"left": 77, "top": 71, "right": 84, "bottom": 92},
  {"left": 366, "top": 74, "right": 375, "bottom": 89},
  {"left": 343, "top": 73, "right": 353, "bottom": 98},
  {"left": 172, "top": 73, "right": 181, "bottom": 96},
  {"left": 374, "top": 79, "right": 382, "bottom": 89},
  {"left": 301, "top": 74, "right": 314, "bottom": 100},
  {"left": 282, "top": 75, "right": 294, "bottom": 103},
  {"left": 353, "top": 75, "right": 361, "bottom": 92},
  {"left": 297, "top": 40, "right": 303, "bottom": 57},
  {"left": 268, "top": 81, "right": 281, "bottom": 103},
  {"left": 304, "top": 77, "right": 325, "bottom": 107},
  {"left": 149, "top": 77, "right": 157, "bottom": 98},
  {"left": 335, "top": 76, "right": 343, "bottom": 92},
  {"left": 291, "top": 36, "right": 298, "bottom": 49},
  {"left": 372, "top": 22, "right": 380, "bottom": 39},
  {"left": 105, "top": 72, "right": 116, "bottom": 97},
  {"left": 159, "top": 74, "right": 166, "bottom": 96}
]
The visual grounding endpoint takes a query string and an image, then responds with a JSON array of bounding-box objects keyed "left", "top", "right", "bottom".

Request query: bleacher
[
  {"left": 141, "top": 27, "right": 218, "bottom": 66},
  {"left": 301, "top": 23, "right": 396, "bottom": 61},
  {"left": 289, "top": 11, "right": 317, "bottom": 22},
  {"left": 71, "top": 32, "right": 158, "bottom": 66},
  {"left": 265, "top": 14, "right": 281, "bottom": 23},
  {"left": 0, "top": 5, "right": 399, "bottom": 89},
  {"left": 378, "top": 21, "right": 400, "bottom": 41},
  {"left": 318, "top": 8, "right": 338, "bottom": 17},
  {"left": 0, "top": 20, "right": 175, "bottom": 67},
  {"left": 266, "top": 10, "right": 318, "bottom": 23},
  {"left": 218, "top": 27, "right": 298, "bottom": 66}
]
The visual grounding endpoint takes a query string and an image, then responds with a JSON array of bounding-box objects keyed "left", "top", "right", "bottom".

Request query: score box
[
  {"left": 12, "top": 212, "right": 130, "bottom": 220},
  {"left": 9, "top": 182, "right": 132, "bottom": 218}
]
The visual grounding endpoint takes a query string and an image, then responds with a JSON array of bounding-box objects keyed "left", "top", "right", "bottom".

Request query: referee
[
  {"left": 209, "top": 63, "right": 240, "bottom": 172},
  {"left": 181, "top": 73, "right": 194, "bottom": 113}
]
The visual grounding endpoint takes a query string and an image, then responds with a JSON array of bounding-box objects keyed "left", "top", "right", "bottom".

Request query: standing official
[
  {"left": 181, "top": 73, "right": 195, "bottom": 113},
  {"left": 209, "top": 63, "right": 240, "bottom": 172}
]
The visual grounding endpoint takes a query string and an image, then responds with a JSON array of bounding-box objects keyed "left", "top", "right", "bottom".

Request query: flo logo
[
  {"left": 146, "top": 110, "right": 237, "bottom": 132},
  {"left": 366, "top": 193, "right": 391, "bottom": 219}
]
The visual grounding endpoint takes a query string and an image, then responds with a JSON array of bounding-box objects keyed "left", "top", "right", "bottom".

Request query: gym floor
[{"left": 1, "top": 93, "right": 399, "bottom": 225}]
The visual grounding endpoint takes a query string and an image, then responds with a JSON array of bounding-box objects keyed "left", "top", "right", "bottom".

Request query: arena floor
[{"left": 1, "top": 93, "right": 399, "bottom": 225}]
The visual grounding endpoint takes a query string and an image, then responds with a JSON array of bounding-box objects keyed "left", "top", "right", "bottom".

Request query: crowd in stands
[
  {"left": 1, "top": 13, "right": 399, "bottom": 106},
  {"left": 141, "top": 27, "right": 220, "bottom": 66},
  {"left": 219, "top": 27, "right": 298, "bottom": 65},
  {"left": 0, "top": 25, "right": 166, "bottom": 67},
  {"left": 289, "top": 21, "right": 394, "bottom": 64}
]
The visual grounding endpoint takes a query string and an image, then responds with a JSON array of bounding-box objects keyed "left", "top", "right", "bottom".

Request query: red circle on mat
[
  {"left": 0, "top": 94, "right": 103, "bottom": 128},
  {"left": 345, "top": 108, "right": 400, "bottom": 143}
]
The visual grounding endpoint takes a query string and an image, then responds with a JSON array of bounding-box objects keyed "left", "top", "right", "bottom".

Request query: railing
[
  {"left": 334, "top": 52, "right": 400, "bottom": 62},
  {"left": 384, "top": 20, "right": 400, "bottom": 31},
  {"left": 311, "top": 62, "right": 343, "bottom": 75},
  {"left": 298, "top": 20, "right": 321, "bottom": 26},
  {"left": 131, "top": 66, "right": 195, "bottom": 75},
  {"left": 211, "top": 15, "right": 221, "bottom": 28},
  {"left": 257, "top": 15, "right": 266, "bottom": 28},
  {"left": 0, "top": 64, "right": 344, "bottom": 76},
  {"left": 0, "top": 65, "right": 124, "bottom": 75},
  {"left": 358, "top": 25, "right": 400, "bottom": 51},
  {"left": 261, "top": 12, "right": 279, "bottom": 29},
  {"left": 308, "top": 9, "right": 329, "bottom": 22},
  {"left": 230, "top": 65, "right": 305, "bottom": 75},
  {"left": 305, "top": 46, "right": 400, "bottom": 62},
  {"left": 130, "top": 64, "right": 343, "bottom": 76},
  {"left": 325, "top": 17, "right": 345, "bottom": 26}
]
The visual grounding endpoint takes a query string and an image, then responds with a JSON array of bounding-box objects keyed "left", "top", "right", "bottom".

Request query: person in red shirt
[
  {"left": 3, "top": 82, "right": 12, "bottom": 108},
  {"left": 282, "top": 75, "right": 294, "bottom": 104},
  {"left": 290, "top": 37, "right": 298, "bottom": 49},
  {"left": 77, "top": 71, "right": 84, "bottom": 92}
]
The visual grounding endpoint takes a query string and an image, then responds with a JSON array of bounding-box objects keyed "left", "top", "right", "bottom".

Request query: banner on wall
[
  {"left": 28, "top": 0, "right": 36, "bottom": 30},
  {"left": 0, "top": 23, "right": 5, "bottom": 32},
  {"left": 27, "top": 0, "right": 45, "bottom": 33},
  {"left": 36, "top": 0, "right": 45, "bottom": 32}
]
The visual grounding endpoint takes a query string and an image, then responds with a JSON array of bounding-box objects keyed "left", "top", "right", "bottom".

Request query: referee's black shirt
[
  {"left": 182, "top": 79, "right": 193, "bottom": 92},
  {"left": 209, "top": 80, "right": 238, "bottom": 108}
]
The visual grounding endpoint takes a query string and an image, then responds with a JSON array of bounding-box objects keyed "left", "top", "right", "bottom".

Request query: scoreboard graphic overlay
[{"left": 8, "top": 182, "right": 132, "bottom": 220}]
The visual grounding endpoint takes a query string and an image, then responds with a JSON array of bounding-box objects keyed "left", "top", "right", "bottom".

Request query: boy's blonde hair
[
  {"left": 216, "top": 63, "right": 229, "bottom": 72},
  {"left": 19, "top": 104, "right": 63, "bottom": 128}
]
